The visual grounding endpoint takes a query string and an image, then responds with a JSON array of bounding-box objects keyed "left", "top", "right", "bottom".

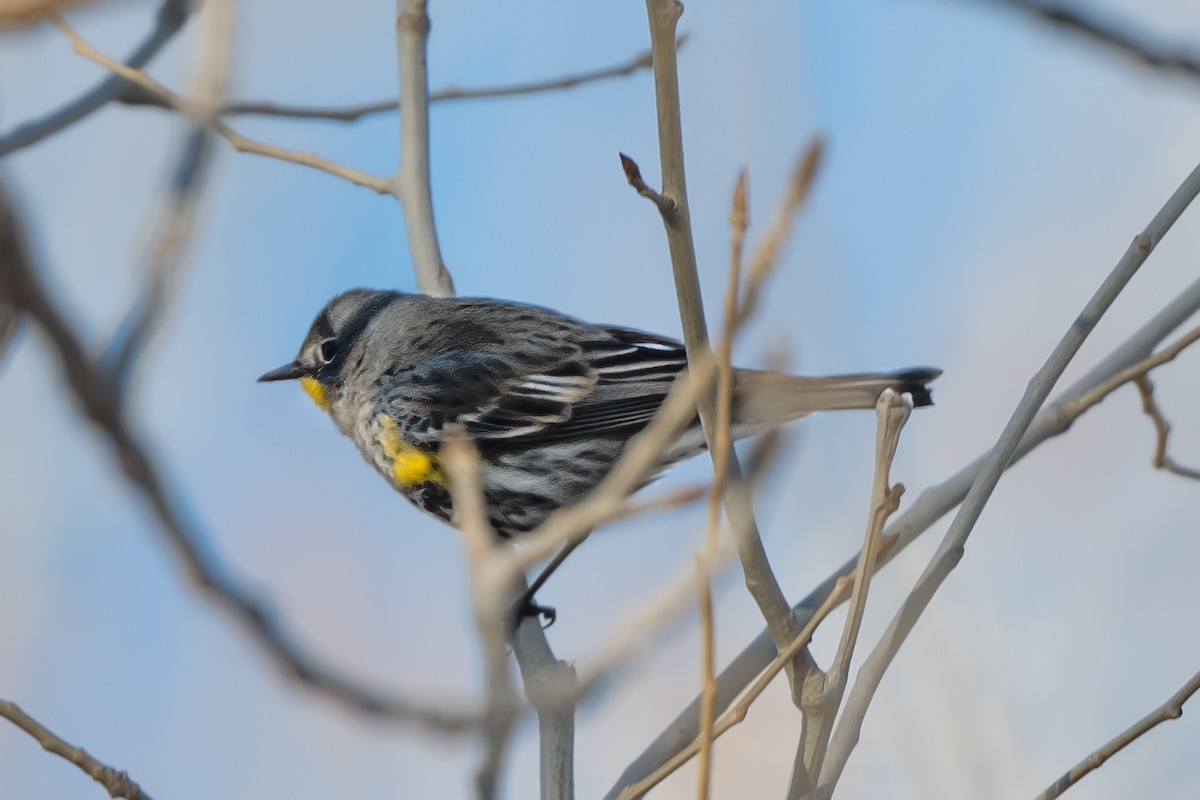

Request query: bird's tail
[{"left": 733, "top": 367, "right": 941, "bottom": 428}]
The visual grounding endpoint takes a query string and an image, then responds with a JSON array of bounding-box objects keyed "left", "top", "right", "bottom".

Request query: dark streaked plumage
[{"left": 260, "top": 290, "right": 940, "bottom": 536}]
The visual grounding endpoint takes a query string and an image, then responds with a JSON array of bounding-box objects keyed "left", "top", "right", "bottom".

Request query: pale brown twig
[
  {"left": 1135, "top": 374, "right": 1200, "bottom": 480},
  {"left": 0, "top": 699, "right": 154, "bottom": 800},
  {"left": 695, "top": 167, "right": 750, "bottom": 800},
  {"left": 607, "top": 218, "right": 1200, "bottom": 800},
  {"left": 640, "top": 0, "right": 806, "bottom": 705},
  {"left": 816, "top": 157, "right": 1200, "bottom": 798},
  {"left": 47, "top": 14, "right": 392, "bottom": 194},
  {"left": 0, "top": 0, "right": 190, "bottom": 158},
  {"left": 801, "top": 391, "right": 909, "bottom": 791},
  {"left": 207, "top": 41, "right": 669, "bottom": 121},
  {"left": 1034, "top": 668, "right": 1200, "bottom": 800},
  {"left": 568, "top": 430, "right": 782, "bottom": 706},
  {"left": 442, "top": 430, "right": 519, "bottom": 800},
  {"left": 617, "top": 578, "right": 855, "bottom": 800}
]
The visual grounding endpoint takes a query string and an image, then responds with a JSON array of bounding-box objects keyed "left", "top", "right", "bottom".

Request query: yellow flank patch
[
  {"left": 379, "top": 417, "right": 445, "bottom": 487},
  {"left": 299, "top": 377, "right": 331, "bottom": 411}
]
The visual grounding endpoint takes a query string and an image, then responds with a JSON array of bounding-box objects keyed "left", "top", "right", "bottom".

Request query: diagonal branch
[
  {"left": 46, "top": 14, "right": 392, "bottom": 193},
  {"left": 0, "top": 0, "right": 191, "bottom": 158},
  {"left": 616, "top": 577, "right": 854, "bottom": 800},
  {"left": 799, "top": 391, "right": 909, "bottom": 792},
  {"left": 0, "top": 700, "right": 154, "bottom": 800},
  {"left": 0, "top": 177, "right": 476, "bottom": 731},
  {"left": 816, "top": 156, "right": 1200, "bottom": 797},
  {"left": 982, "top": 0, "right": 1200, "bottom": 85},
  {"left": 1034, "top": 668, "right": 1200, "bottom": 800},
  {"left": 607, "top": 259, "right": 1200, "bottom": 800},
  {"left": 205, "top": 41, "right": 667, "bottom": 122},
  {"left": 1134, "top": 373, "right": 1200, "bottom": 480}
]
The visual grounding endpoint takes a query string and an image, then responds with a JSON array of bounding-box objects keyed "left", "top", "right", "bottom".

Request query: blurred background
[{"left": 2, "top": 0, "right": 1199, "bottom": 797}]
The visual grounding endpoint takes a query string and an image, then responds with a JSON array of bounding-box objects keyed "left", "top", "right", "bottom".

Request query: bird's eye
[{"left": 317, "top": 337, "right": 340, "bottom": 363}]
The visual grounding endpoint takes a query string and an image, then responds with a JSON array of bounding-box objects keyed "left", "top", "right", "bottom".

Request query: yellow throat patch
[
  {"left": 299, "top": 377, "right": 331, "bottom": 411},
  {"left": 379, "top": 416, "right": 445, "bottom": 488}
]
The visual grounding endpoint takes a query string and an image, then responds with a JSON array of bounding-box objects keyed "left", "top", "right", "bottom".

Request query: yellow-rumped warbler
[{"left": 259, "top": 290, "right": 939, "bottom": 537}]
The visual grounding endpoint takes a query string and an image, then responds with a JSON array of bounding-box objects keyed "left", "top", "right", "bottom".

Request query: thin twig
[
  {"left": 0, "top": 0, "right": 190, "bottom": 158},
  {"left": 816, "top": 157, "right": 1200, "bottom": 798},
  {"left": 569, "top": 431, "right": 782, "bottom": 704},
  {"left": 46, "top": 14, "right": 392, "bottom": 193},
  {"left": 640, "top": 0, "right": 806, "bottom": 703},
  {"left": 442, "top": 430, "right": 519, "bottom": 800},
  {"left": 1059, "top": 324, "right": 1200, "bottom": 418},
  {"left": 1034, "top": 668, "right": 1200, "bottom": 800},
  {"left": 101, "top": 0, "right": 231, "bottom": 384},
  {"left": 617, "top": 578, "right": 855, "bottom": 800},
  {"left": 1056, "top": 323, "right": 1200, "bottom": 479},
  {"left": 510, "top": 356, "right": 717, "bottom": 571},
  {"left": 0, "top": 178, "right": 477, "bottom": 731},
  {"left": 394, "top": 0, "right": 454, "bottom": 296},
  {"left": 606, "top": 257, "right": 1200, "bottom": 800},
  {"left": 1134, "top": 374, "right": 1200, "bottom": 480},
  {"left": 0, "top": 700, "right": 154, "bottom": 800},
  {"left": 619, "top": 153, "right": 674, "bottom": 215},
  {"left": 736, "top": 140, "right": 824, "bottom": 327},
  {"left": 799, "top": 391, "right": 909, "bottom": 793},
  {"left": 983, "top": 0, "right": 1200, "bottom": 84},
  {"left": 205, "top": 41, "right": 668, "bottom": 121},
  {"left": 694, "top": 168, "right": 750, "bottom": 800}
]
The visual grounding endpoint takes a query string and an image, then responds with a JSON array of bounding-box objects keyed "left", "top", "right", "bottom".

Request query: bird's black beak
[{"left": 258, "top": 361, "right": 309, "bottom": 382}]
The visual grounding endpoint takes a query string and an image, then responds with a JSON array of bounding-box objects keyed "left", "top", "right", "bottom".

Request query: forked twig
[
  {"left": 815, "top": 159, "right": 1200, "bottom": 797},
  {"left": 46, "top": 14, "right": 392, "bottom": 193},
  {"left": 0, "top": 0, "right": 190, "bottom": 158}
]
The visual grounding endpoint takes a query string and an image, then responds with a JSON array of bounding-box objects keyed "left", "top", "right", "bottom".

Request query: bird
[{"left": 259, "top": 289, "right": 940, "bottom": 538}]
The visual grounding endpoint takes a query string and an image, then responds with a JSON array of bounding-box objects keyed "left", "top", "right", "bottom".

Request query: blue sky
[{"left": 2, "top": 1, "right": 1200, "bottom": 798}]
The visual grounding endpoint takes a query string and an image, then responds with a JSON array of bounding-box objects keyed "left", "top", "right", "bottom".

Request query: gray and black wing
[{"left": 381, "top": 324, "right": 688, "bottom": 448}]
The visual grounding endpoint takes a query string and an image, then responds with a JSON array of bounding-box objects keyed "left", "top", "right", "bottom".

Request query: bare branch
[
  {"left": 983, "top": 0, "right": 1200, "bottom": 85},
  {"left": 0, "top": 177, "right": 477, "bottom": 731},
  {"left": 46, "top": 14, "right": 392, "bottom": 193},
  {"left": 394, "top": 0, "right": 455, "bottom": 296},
  {"left": 1034, "top": 668, "right": 1200, "bottom": 800},
  {"left": 694, "top": 167, "right": 750, "bottom": 800},
  {"left": 796, "top": 392, "right": 909, "bottom": 793},
  {"left": 210, "top": 41, "right": 667, "bottom": 122},
  {"left": 0, "top": 0, "right": 190, "bottom": 158},
  {"left": 607, "top": 248, "right": 1200, "bottom": 800},
  {"left": 101, "top": 0, "right": 231, "bottom": 384},
  {"left": 0, "top": 699, "right": 154, "bottom": 800},
  {"left": 616, "top": 578, "right": 854, "bottom": 800},
  {"left": 640, "top": 0, "right": 806, "bottom": 702},
  {"left": 816, "top": 157, "right": 1200, "bottom": 797}
]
